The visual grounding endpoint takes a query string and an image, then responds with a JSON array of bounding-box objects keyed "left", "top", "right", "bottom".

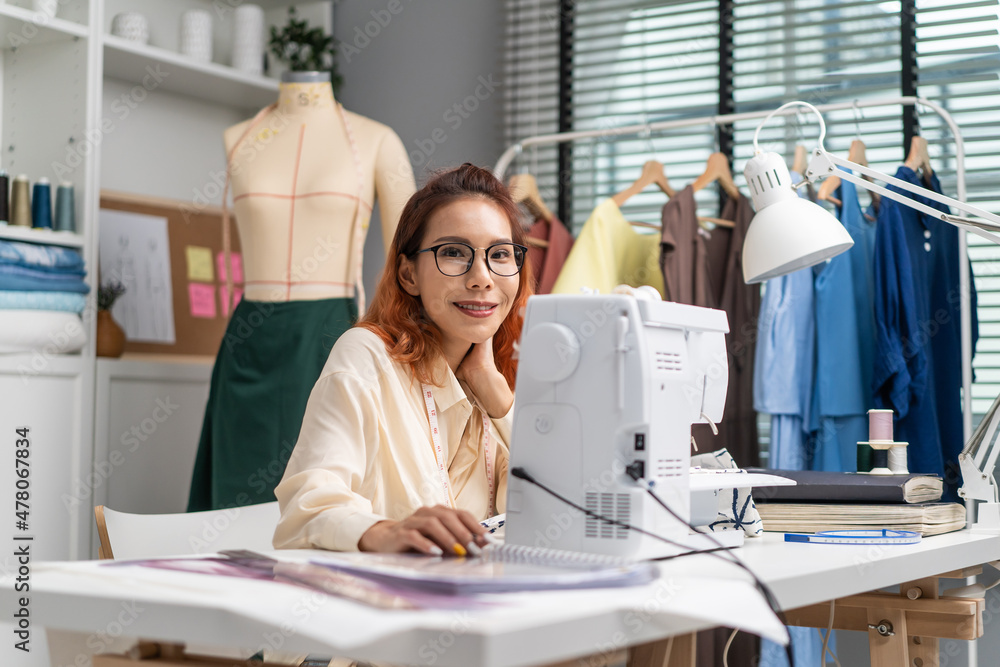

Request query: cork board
[{"left": 99, "top": 190, "right": 243, "bottom": 357}]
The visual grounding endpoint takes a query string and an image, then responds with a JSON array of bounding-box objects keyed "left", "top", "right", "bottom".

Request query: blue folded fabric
[
  {"left": 0, "top": 264, "right": 87, "bottom": 281},
  {"left": 0, "top": 238, "right": 85, "bottom": 272},
  {"left": 0, "top": 290, "right": 87, "bottom": 313},
  {"left": 0, "top": 273, "right": 90, "bottom": 294}
]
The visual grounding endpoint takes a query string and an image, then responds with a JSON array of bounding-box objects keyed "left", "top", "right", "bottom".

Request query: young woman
[{"left": 273, "top": 164, "right": 533, "bottom": 554}]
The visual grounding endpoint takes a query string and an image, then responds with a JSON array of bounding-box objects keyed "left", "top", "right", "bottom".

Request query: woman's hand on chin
[
  {"left": 357, "top": 505, "right": 489, "bottom": 555},
  {"left": 456, "top": 336, "right": 513, "bottom": 418}
]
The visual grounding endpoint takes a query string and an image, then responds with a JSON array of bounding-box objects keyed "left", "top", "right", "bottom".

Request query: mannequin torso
[{"left": 223, "top": 80, "right": 415, "bottom": 302}]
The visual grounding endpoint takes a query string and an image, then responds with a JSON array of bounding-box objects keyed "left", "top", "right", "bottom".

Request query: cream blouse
[{"left": 272, "top": 327, "right": 511, "bottom": 552}]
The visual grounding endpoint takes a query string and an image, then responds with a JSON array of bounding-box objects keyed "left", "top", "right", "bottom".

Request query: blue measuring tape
[{"left": 785, "top": 529, "right": 921, "bottom": 545}]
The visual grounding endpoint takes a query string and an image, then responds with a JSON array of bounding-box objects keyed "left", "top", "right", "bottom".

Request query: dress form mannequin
[{"left": 188, "top": 71, "right": 416, "bottom": 511}]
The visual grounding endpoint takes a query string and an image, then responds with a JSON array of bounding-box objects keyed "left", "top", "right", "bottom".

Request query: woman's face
[{"left": 399, "top": 197, "right": 520, "bottom": 354}]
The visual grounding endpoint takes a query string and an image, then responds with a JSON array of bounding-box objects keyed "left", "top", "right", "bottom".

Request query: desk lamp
[{"left": 740, "top": 100, "right": 1000, "bottom": 532}]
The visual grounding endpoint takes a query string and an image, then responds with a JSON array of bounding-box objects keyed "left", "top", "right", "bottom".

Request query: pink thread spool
[
  {"left": 858, "top": 409, "right": 908, "bottom": 474},
  {"left": 869, "top": 409, "right": 894, "bottom": 442}
]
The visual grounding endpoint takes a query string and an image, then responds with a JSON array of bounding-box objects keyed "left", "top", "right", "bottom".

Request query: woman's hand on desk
[
  {"left": 357, "top": 505, "right": 489, "bottom": 556},
  {"left": 457, "top": 337, "right": 513, "bottom": 419}
]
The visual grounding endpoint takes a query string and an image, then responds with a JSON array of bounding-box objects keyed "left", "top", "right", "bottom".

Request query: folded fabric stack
[{"left": 0, "top": 238, "right": 89, "bottom": 354}]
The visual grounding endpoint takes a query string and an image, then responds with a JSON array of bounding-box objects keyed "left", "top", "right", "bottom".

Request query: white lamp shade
[
  {"left": 742, "top": 198, "right": 854, "bottom": 283},
  {"left": 742, "top": 150, "right": 854, "bottom": 284}
]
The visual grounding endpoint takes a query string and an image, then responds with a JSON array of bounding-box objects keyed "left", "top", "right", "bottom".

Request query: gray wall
[{"left": 332, "top": 0, "right": 507, "bottom": 297}]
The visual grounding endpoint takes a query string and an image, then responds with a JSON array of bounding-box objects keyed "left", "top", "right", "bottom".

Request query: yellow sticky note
[{"left": 186, "top": 246, "right": 214, "bottom": 282}]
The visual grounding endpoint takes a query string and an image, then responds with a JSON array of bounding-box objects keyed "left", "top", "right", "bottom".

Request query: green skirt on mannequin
[{"left": 187, "top": 297, "right": 356, "bottom": 511}]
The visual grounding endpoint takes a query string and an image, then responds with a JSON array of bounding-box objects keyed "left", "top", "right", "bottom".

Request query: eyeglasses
[{"left": 415, "top": 242, "right": 528, "bottom": 277}]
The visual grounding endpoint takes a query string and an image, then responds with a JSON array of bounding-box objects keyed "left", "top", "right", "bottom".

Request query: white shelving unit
[{"left": 0, "top": 0, "right": 330, "bottom": 633}]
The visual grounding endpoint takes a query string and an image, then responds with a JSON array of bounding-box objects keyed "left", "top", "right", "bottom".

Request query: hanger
[
  {"left": 612, "top": 160, "right": 675, "bottom": 208},
  {"left": 905, "top": 135, "right": 933, "bottom": 177},
  {"left": 509, "top": 173, "right": 555, "bottom": 222},
  {"left": 692, "top": 152, "right": 740, "bottom": 201},
  {"left": 690, "top": 153, "right": 738, "bottom": 228},
  {"left": 791, "top": 144, "right": 809, "bottom": 175},
  {"left": 817, "top": 139, "right": 868, "bottom": 207}
]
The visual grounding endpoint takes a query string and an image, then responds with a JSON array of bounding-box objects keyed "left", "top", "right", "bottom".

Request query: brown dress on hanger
[
  {"left": 660, "top": 186, "right": 761, "bottom": 667},
  {"left": 660, "top": 187, "right": 761, "bottom": 468},
  {"left": 659, "top": 185, "right": 712, "bottom": 307}
]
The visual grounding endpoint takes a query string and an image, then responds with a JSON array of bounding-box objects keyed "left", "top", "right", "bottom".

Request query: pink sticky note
[
  {"left": 219, "top": 285, "right": 244, "bottom": 317},
  {"left": 216, "top": 251, "right": 244, "bottom": 284},
  {"left": 188, "top": 283, "right": 217, "bottom": 318}
]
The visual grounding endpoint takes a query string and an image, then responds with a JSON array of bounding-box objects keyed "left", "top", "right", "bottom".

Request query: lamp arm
[{"left": 806, "top": 150, "right": 1000, "bottom": 244}]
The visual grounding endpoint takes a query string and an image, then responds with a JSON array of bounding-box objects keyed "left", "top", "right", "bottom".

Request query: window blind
[{"left": 502, "top": 0, "right": 1000, "bottom": 417}]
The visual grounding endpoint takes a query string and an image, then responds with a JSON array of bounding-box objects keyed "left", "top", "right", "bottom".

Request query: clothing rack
[{"left": 495, "top": 95, "right": 975, "bottom": 469}]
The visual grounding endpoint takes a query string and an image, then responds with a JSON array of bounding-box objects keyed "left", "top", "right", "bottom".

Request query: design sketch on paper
[{"left": 99, "top": 209, "right": 176, "bottom": 344}]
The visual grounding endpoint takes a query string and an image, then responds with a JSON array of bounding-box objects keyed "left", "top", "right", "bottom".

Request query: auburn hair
[{"left": 359, "top": 163, "right": 534, "bottom": 388}]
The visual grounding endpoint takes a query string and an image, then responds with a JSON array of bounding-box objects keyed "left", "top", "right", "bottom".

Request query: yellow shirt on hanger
[
  {"left": 272, "top": 327, "right": 511, "bottom": 552},
  {"left": 551, "top": 198, "right": 666, "bottom": 297}
]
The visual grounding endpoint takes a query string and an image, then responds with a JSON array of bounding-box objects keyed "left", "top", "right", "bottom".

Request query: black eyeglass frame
[{"left": 414, "top": 241, "right": 529, "bottom": 277}]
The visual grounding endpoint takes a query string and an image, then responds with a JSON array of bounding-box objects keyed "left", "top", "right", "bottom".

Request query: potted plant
[
  {"left": 96, "top": 281, "right": 127, "bottom": 358},
  {"left": 269, "top": 7, "right": 343, "bottom": 94}
]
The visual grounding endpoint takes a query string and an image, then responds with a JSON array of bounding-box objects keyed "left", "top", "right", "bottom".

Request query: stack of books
[{"left": 748, "top": 469, "right": 966, "bottom": 537}]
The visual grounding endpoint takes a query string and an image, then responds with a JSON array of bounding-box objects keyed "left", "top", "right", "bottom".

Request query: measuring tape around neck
[{"left": 420, "top": 383, "right": 494, "bottom": 514}]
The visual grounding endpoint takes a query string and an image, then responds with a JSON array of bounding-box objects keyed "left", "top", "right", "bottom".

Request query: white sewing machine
[{"left": 504, "top": 290, "right": 792, "bottom": 559}]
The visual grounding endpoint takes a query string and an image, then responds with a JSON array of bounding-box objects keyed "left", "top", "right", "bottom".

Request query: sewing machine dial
[{"left": 521, "top": 322, "right": 581, "bottom": 383}]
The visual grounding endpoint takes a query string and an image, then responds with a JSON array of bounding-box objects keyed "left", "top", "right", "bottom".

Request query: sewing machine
[{"left": 504, "top": 290, "right": 790, "bottom": 559}]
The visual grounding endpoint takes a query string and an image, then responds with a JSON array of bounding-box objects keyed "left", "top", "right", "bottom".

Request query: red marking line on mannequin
[
  {"left": 233, "top": 191, "right": 373, "bottom": 211},
  {"left": 286, "top": 125, "right": 307, "bottom": 300}
]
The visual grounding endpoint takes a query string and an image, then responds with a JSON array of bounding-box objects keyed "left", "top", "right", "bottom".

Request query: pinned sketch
[
  {"left": 99, "top": 209, "right": 176, "bottom": 344},
  {"left": 186, "top": 246, "right": 215, "bottom": 282}
]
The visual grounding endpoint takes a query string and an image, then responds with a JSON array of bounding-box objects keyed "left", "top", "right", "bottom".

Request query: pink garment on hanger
[{"left": 526, "top": 216, "right": 573, "bottom": 295}]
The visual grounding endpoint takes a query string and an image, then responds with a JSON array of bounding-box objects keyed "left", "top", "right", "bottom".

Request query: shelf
[
  {"left": 0, "top": 4, "right": 88, "bottom": 46},
  {"left": 0, "top": 225, "right": 85, "bottom": 248},
  {"left": 102, "top": 35, "right": 279, "bottom": 109}
]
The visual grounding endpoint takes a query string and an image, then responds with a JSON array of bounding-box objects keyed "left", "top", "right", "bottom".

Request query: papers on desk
[
  {"left": 756, "top": 502, "right": 966, "bottom": 536},
  {"left": 311, "top": 545, "right": 659, "bottom": 595}
]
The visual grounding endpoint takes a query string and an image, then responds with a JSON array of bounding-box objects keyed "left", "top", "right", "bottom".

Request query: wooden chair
[
  {"left": 93, "top": 501, "right": 280, "bottom": 560},
  {"left": 89, "top": 502, "right": 293, "bottom": 666}
]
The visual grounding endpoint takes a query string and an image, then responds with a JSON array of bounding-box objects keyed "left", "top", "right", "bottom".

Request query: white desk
[{"left": 5, "top": 531, "right": 1000, "bottom": 667}]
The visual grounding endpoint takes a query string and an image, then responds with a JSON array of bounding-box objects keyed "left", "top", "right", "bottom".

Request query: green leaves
[{"left": 268, "top": 7, "right": 343, "bottom": 94}]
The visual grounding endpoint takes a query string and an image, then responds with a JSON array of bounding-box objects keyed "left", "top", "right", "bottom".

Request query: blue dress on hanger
[
  {"left": 813, "top": 174, "right": 877, "bottom": 471},
  {"left": 873, "top": 166, "right": 977, "bottom": 499}
]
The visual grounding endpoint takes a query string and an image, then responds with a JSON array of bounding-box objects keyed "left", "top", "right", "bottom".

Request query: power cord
[
  {"left": 509, "top": 467, "right": 733, "bottom": 558},
  {"left": 510, "top": 466, "right": 795, "bottom": 667},
  {"left": 723, "top": 627, "right": 739, "bottom": 667},
  {"left": 818, "top": 599, "right": 842, "bottom": 667},
  {"left": 630, "top": 471, "right": 794, "bottom": 667}
]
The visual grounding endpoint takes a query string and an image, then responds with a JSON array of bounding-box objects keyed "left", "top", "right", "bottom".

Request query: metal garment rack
[{"left": 494, "top": 94, "right": 974, "bottom": 459}]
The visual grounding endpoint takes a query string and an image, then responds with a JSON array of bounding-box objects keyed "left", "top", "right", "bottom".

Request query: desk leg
[
  {"left": 903, "top": 576, "right": 940, "bottom": 667},
  {"left": 867, "top": 608, "right": 909, "bottom": 667},
  {"left": 626, "top": 633, "right": 695, "bottom": 667}
]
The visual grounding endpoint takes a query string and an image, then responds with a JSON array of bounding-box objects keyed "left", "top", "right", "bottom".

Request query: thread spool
[
  {"left": 869, "top": 409, "right": 894, "bottom": 441},
  {"left": 869, "top": 443, "right": 892, "bottom": 475},
  {"left": 888, "top": 443, "right": 909, "bottom": 474},
  {"left": 857, "top": 443, "right": 873, "bottom": 473},
  {"left": 54, "top": 182, "right": 75, "bottom": 232},
  {"left": 10, "top": 175, "right": 31, "bottom": 227},
  {"left": 32, "top": 178, "right": 52, "bottom": 229},
  {"left": 0, "top": 171, "right": 9, "bottom": 224}
]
